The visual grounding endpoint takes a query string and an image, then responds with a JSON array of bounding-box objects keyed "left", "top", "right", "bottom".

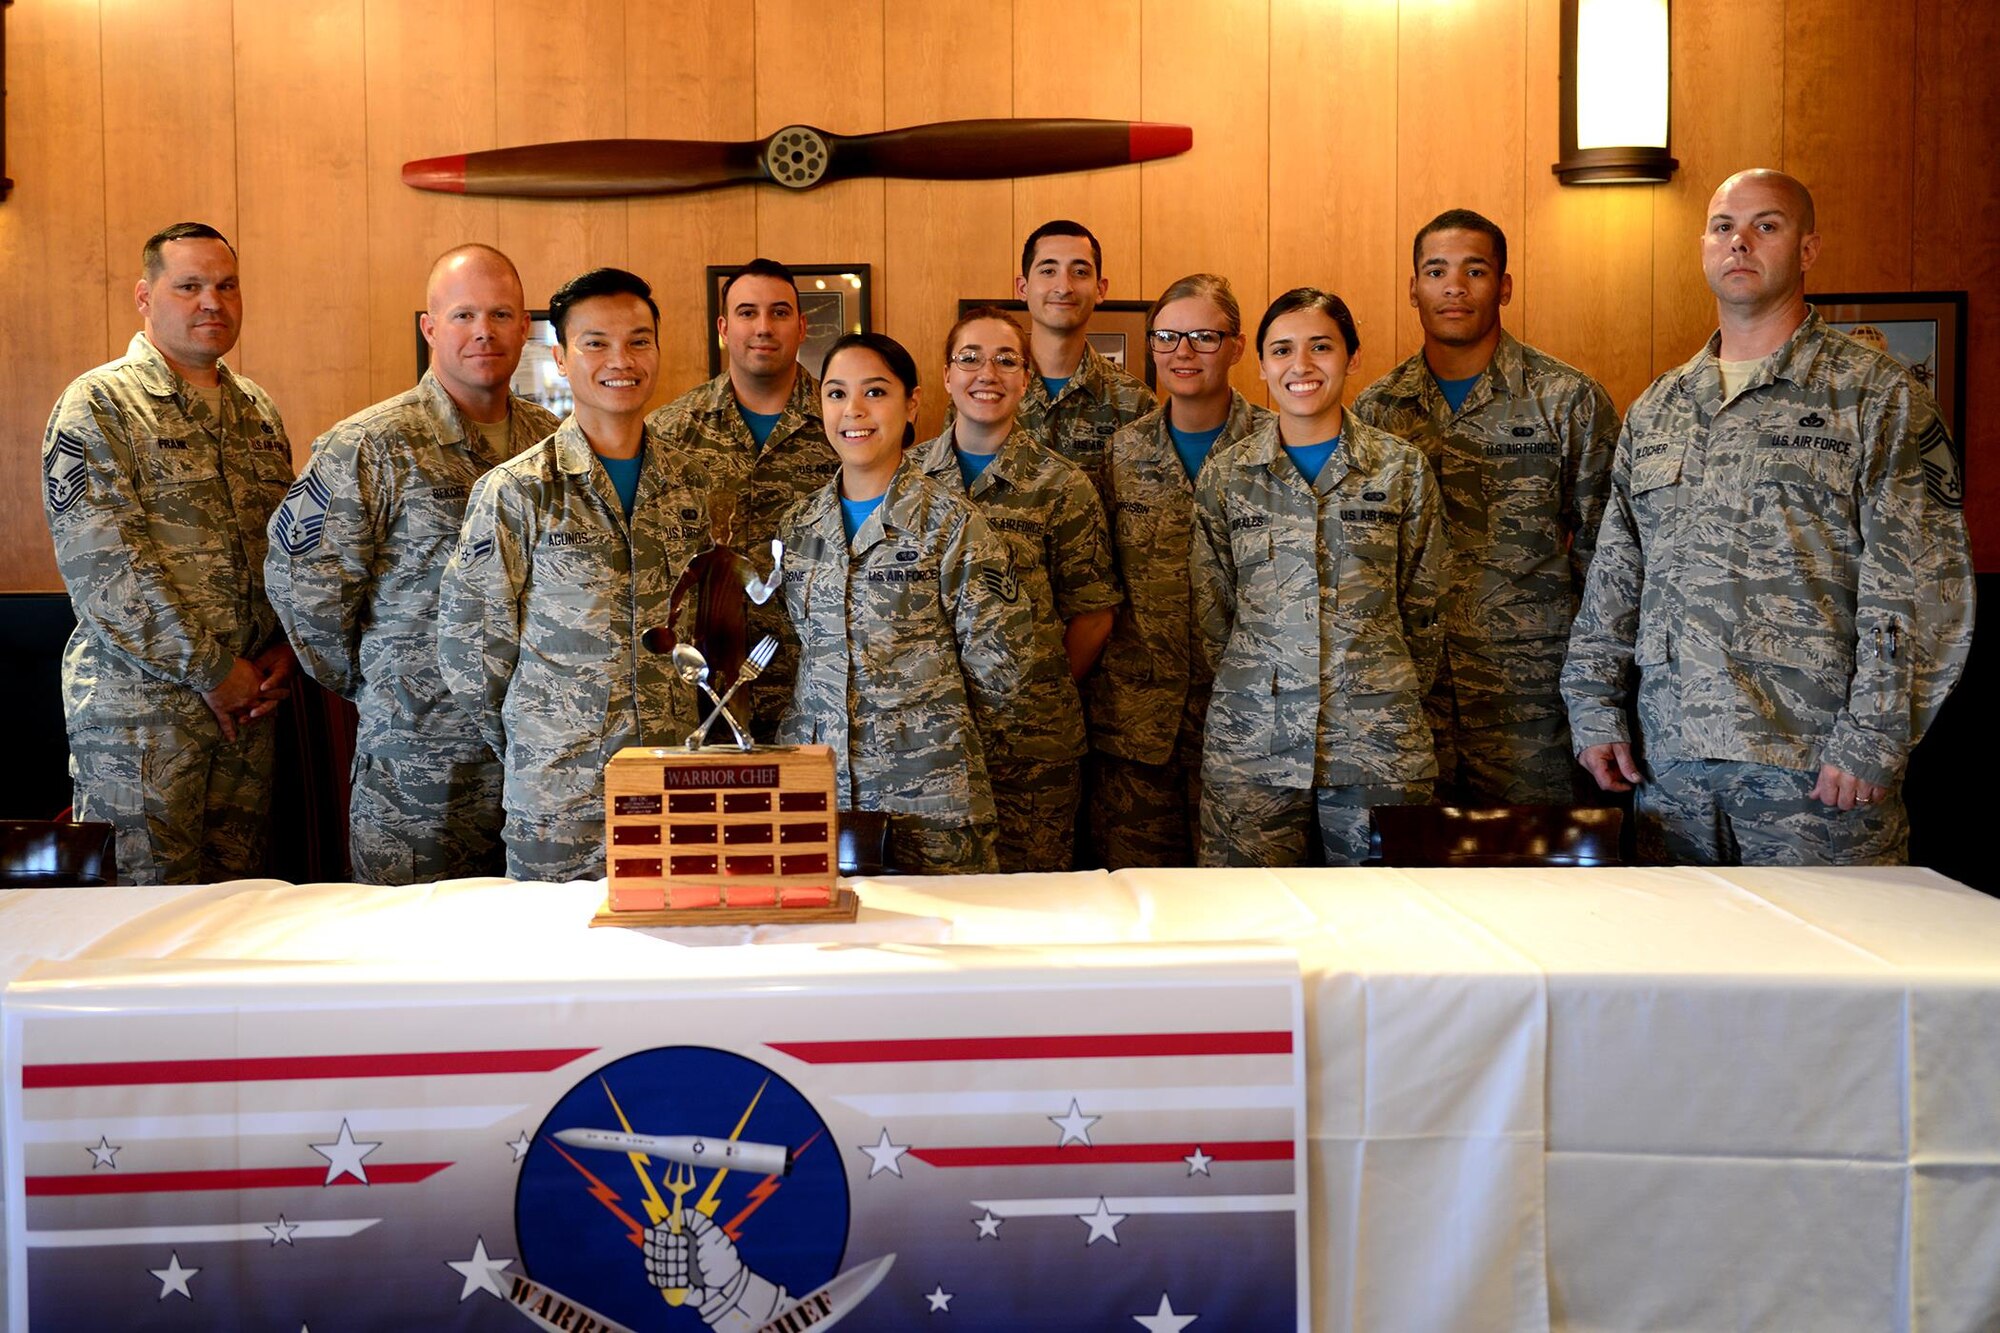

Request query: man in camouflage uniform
[
  {"left": 1352, "top": 209, "right": 1617, "bottom": 805},
  {"left": 647, "top": 258, "right": 835, "bottom": 739},
  {"left": 265, "top": 244, "right": 559, "bottom": 884},
  {"left": 42, "top": 222, "right": 296, "bottom": 885},
  {"left": 1012, "top": 220, "right": 1157, "bottom": 499},
  {"left": 1562, "top": 170, "right": 1974, "bottom": 864},
  {"left": 1191, "top": 412, "right": 1447, "bottom": 867},
  {"left": 912, "top": 356, "right": 1122, "bottom": 871},
  {"left": 777, "top": 465, "right": 1034, "bottom": 877},
  {"left": 439, "top": 269, "right": 710, "bottom": 883}
]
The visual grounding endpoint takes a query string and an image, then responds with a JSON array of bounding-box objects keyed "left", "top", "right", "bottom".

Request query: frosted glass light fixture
[{"left": 1554, "top": 0, "right": 1677, "bottom": 185}]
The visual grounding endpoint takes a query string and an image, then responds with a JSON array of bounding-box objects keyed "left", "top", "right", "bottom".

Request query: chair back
[
  {"left": 837, "top": 810, "right": 895, "bottom": 877},
  {"left": 0, "top": 820, "right": 119, "bottom": 888},
  {"left": 1369, "top": 803, "right": 1624, "bottom": 868}
]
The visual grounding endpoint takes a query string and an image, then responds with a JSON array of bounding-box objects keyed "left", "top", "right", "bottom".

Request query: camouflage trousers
[
  {"left": 989, "top": 754, "right": 1082, "bottom": 873},
  {"left": 1428, "top": 636, "right": 1582, "bottom": 805},
  {"left": 503, "top": 813, "right": 606, "bottom": 884},
  {"left": 883, "top": 813, "right": 999, "bottom": 875},
  {"left": 69, "top": 714, "right": 275, "bottom": 886},
  {"left": 1635, "top": 758, "right": 1909, "bottom": 866},
  {"left": 1088, "top": 705, "right": 1204, "bottom": 869},
  {"left": 349, "top": 750, "right": 507, "bottom": 885},
  {"left": 1199, "top": 777, "right": 1433, "bottom": 868}
]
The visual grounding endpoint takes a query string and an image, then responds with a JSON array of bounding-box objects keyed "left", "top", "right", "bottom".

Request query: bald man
[
  {"left": 1562, "top": 170, "right": 1973, "bottom": 865},
  {"left": 266, "top": 244, "right": 560, "bottom": 883}
]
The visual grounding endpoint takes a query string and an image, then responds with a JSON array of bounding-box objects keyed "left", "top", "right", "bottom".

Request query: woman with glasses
[
  {"left": 909, "top": 306, "right": 1122, "bottom": 872},
  {"left": 1084, "top": 274, "right": 1272, "bottom": 868},
  {"left": 1189, "top": 288, "right": 1447, "bottom": 866},
  {"left": 775, "top": 331, "right": 1033, "bottom": 874}
]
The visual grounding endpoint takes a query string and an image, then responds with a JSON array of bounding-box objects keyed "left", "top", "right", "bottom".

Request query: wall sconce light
[{"left": 1554, "top": 0, "right": 1676, "bottom": 185}]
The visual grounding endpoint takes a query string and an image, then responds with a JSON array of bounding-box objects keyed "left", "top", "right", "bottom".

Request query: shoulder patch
[
  {"left": 979, "top": 562, "right": 1020, "bottom": 604},
  {"left": 463, "top": 535, "right": 495, "bottom": 569},
  {"left": 44, "top": 432, "right": 89, "bottom": 516},
  {"left": 273, "top": 469, "right": 332, "bottom": 556},
  {"left": 1918, "top": 415, "right": 1964, "bottom": 509}
]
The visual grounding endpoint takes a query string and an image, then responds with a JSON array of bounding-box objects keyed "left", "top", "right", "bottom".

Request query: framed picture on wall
[
  {"left": 955, "top": 298, "right": 1157, "bottom": 390},
  {"left": 1813, "top": 290, "right": 1966, "bottom": 437},
  {"left": 414, "top": 310, "right": 573, "bottom": 419},
  {"left": 707, "top": 264, "right": 872, "bottom": 379}
]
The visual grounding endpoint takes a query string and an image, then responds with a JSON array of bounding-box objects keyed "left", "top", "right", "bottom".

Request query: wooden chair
[
  {"left": 837, "top": 810, "right": 896, "bottom": 877},
  {"left": 0, "top": 819, "right": 118, "bottom": 888},
  {"left": 1368, "top": 803, "right": 1625, "bottom": 868}
]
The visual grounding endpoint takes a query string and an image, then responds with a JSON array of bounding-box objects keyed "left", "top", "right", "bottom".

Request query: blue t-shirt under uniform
[
  {"left": 600, "top": 449, "right": 643, "bottom": 519},
  {"left": 1041, "top": 375, "right": 1071, "bottom": 402},
  {"left": 956, "top": 448, "right": 999, "bottom": 491},
  {"left": 1168, "top": 422, "right": 1227, "bottom": 481},
  {"left": 1283, "top": 435, "right": 1341, "bottom": 485},
  {"left": 739, "top": 404, "right": 783, "bottom": 449},
  {"left": 840, "top": 492, "right": 886, "bottom": 544},
  {"left": 1435, "top": 372, "right": 1482, "bottom": 415}
]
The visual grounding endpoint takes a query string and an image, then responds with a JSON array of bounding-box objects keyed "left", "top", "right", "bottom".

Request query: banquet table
[{"left": 3, "top": 864, "right": 1997, "bottom": 1332}]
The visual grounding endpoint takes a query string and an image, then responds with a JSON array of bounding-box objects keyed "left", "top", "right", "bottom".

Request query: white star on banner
[
  {"left": 925, "top": 1284, "right": 954, "bottom": 1312},
  {"left": 87, "top": 1135, "right": 121, "bottom": 1169},
  {"left": 149, "top": 1251, "right": 199, "bottom": 1300},
  {"left": 972, "top": 1210, "right": 1002, "bottom": 1239},
  {"left": 1183, "top": 1146, "right": 1214, "bottom": 1176},
  {"left": 1050, "top": 1099, "right": 1100, "bottom": 1147},
  {"left": 446, "top": 1236, "right": 514, "bottom": 1301},
  {"left": 1078, "top": 1196, "right": 1128, "bottom": 1245},
  {"left": 264, "top": 1215, "right": 301, "bottom": 1247},
  {"left": 1133, "top": 1292, "right": 1199, "bottom": 1331},
  {"left": 859, "top": 1127, "right": 910, "bottom": 1178},
  {"left": 507, "top": 1130, "right": 533, "bottom": 1162},
  {"left": 309, "top": 1119, "right": 382, "bottom": 1185}
]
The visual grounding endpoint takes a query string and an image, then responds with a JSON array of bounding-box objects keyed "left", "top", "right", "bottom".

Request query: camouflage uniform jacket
[
  {"left": 1088, "top": 391, "right": 1272, "bottom": 764},
  {"left": 1562, "top": 311, "right": 1974, "bottom": 786},
  {"left": 437, "top": 418, "right": 712, "bottom": 826},
  {"left": 911, "top": 423, "right": 1123, "bottom": 764},
  {"left": 265, "top": 372, "right": 559, "bottom": 759},
  {"left": 1191, "top": 413, "right": 1447, "bottom": 789},
  {"left": 43, "top": 332, "right": 294, "bottom": 726},
  {"left": 775, "top": 465, "right": 1032, "bottom": 821},
  {"left": 1351, "top": 329, "right": 1616, "bottom": 651},
  {"left": 646, "top": 368, "right": 835, "bottom": 549},
  {"left": 1015, "top": 342, "right": 1156, "bottom": 497}
]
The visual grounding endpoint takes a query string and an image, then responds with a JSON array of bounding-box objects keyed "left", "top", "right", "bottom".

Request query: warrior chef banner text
[{"left": 4, "top": 947, "right": 1306, "bottom": 1330}]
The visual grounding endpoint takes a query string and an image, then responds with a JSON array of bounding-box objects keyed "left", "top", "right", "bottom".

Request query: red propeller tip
[
  {"left": 402, "top": 154, "right": 469, "bottom": 193},
  {"left": 1128, "top": 122, "right": 1194, "bottom": 162}
]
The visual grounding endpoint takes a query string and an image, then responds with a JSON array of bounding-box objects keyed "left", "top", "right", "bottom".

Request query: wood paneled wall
[{"left": 3, "top": 0, "right": 1995, "bottom": 589}]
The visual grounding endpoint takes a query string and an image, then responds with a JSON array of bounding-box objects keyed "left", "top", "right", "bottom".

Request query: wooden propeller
[{"left": 403, "top": 118, "right": 1192, "bottom": 199}]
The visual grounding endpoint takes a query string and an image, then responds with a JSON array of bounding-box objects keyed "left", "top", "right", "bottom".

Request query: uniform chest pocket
[
  {"left": 142, "top": 438, "right": 222, "bottom": 489},
  {"left": 247, "top": 442, "right": 296, "bottom": 489},
  {"left": 406, "top": 488, "right": 473, "bottom": 539},
  {"left": 1483, "top": 420, "right": 1564, "bottom": 497},
  {"left": 1628, "top": 442, "right": 1684, "bottom": 495},
  {"left": 1744, "top": 439, "right": 1861, "bottom": 495},
  {"left": 1333, "top": 518, "right": 1399, "bottom": 625}
]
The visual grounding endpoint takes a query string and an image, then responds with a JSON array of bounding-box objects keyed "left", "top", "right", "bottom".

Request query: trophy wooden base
[
  {"left": 600, "top": 743, "right": 844, "bottom": 923},
  {"left": 589, "top": 886, "right": 860, "bottom": 928}
]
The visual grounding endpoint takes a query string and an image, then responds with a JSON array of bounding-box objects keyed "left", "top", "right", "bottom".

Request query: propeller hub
[{"left": 763, "top": 125, "right": 831, "bottom": 190}]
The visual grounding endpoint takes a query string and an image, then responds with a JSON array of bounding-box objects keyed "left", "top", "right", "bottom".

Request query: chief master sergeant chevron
[
  {"left": 1561, "top": 169, "right": 1973, "bottom": 864},
  {"left": 265, "top": 244, "right": 559, "bottom": 884},
  {"left": 42, "top": 222, "right": 297, "bottom": 885}
]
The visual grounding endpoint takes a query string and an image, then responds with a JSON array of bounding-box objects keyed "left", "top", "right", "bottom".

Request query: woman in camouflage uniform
[
  {"left": 775, "top": 333, "right": 1033, "bottom": 874},
  {"left": 1190, "top": 289, "right": 1448, "bottom": 866}
]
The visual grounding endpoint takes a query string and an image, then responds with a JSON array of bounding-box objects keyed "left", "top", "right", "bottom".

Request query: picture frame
[
  {"left": 414, "top": 310, "right": 573, "bottom": 418},
  {"left": 955, "top": 298, "right": 1157, "bottom": 389},
  {"left": 707, "top": 264, "right": 872, "bottom": 378},
  {"left": 1812, "top": 290, "right": 1966, "bottom": 440}
]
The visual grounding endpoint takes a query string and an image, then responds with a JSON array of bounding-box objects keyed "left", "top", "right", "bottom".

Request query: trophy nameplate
[{"left": 596, "top": 742, "right": 855, "bottom": 926}]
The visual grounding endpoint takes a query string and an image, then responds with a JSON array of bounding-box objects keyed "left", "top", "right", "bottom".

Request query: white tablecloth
[{"left": 4, "top": 865, "right": 1997, "bottom": 1331}]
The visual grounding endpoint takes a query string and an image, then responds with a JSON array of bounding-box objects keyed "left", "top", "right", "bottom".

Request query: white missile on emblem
[{"left": 553, "top": 1127, "right": 793, "bottom": 1176}]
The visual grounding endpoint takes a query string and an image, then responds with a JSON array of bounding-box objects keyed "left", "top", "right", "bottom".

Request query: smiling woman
[{"left": 1186, "top": 287, "right": 1449, "bottom": 869}]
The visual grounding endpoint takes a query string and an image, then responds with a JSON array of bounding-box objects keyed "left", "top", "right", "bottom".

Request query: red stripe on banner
[
  {"left": 21, "top": 1048, "right": 597, "bottom": 1089},
  {"left": 910, "top": 1141, "right": 1294, "bottom": 1168},
  {"left": 766, "top": 1032, "right": 1292, "bottom": 1064},
  {"left": 27, "top": 1162, "right": 453, "bottom": 1196}
]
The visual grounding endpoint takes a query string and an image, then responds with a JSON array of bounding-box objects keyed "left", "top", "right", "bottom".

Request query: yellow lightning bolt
[
  {"left": 694, "top": 1076, "right": 771, "bottom": 1218},
  {"left": 600, "top": 1077, "right": 672, "bottom": 1226}
]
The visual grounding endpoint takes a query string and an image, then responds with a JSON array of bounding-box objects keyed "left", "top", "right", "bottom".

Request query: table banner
[{"left": 4, "top": 947, "right": 1306, "bottom": 1332}]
